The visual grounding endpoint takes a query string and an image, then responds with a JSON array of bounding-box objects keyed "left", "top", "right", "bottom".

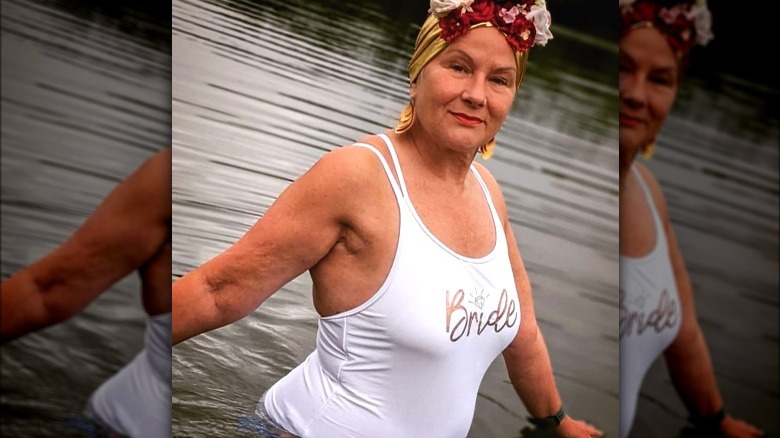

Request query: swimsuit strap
[
  {"left": 377, "top": 133, "right": 409, "bottom": 199},
  {"left": 630, "top": 165, "right": 664, "bottom": 238},
  {"left": 469, "top": 165, "right": 503, "bottom": 236},
  {"left": 353, "top": 143, "right": 405, "bottom": 202}
]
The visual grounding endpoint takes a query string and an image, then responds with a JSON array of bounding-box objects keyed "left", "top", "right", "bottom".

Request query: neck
[
  {"left": 619, "top": 148, "right": 639, "bottom": 189},
  {"left": 392, "top": 125, "right": 476, "bottom": 187}
]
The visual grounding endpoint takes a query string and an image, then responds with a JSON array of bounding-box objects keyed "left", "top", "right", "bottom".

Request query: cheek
[
  {"left": 647, "top": 91, "right": 676, "bottom": 127},
  {"left": 417, "top": 75, "right": 459, "bottom": 108},
  {"left": 489, "top": 93, "right": 515, "bottom": 121}
]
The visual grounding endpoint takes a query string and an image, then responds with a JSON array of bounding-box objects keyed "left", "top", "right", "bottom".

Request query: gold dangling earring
[
  {"left": 394, "top": 101, "right": 415, "bottom": 134},
  {"left": 641, "top": 140, "right": 656, "bottom": 160},
  {"left": 480, "top": 138, "right": 496, "bottom": 160}
]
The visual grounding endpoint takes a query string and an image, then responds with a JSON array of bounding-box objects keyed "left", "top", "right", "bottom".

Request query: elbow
[
  {"left": 197, "top": 269, "right": 250, "bottom": 328},
  {"left": 504, "top": 318, "right": 539, "bottom": 357},
  {"left": 32, "top": 270, "right": 90, "bottom": 326},
  {"left": 0, "top": 271, "right": 78, "bottom": 342},
  {"left": 665, "top": 318, "right": 703, "bottom": 361}
]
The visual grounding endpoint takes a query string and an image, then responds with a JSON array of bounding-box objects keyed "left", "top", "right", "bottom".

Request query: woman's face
[
  {"left": 410, "top": 27, "right": 517, "bottom": 152},
  {"left": 619, "top": 26, "right": 680, "bottom": 167}
]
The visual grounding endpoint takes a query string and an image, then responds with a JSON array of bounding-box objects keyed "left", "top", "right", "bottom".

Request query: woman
[
  {"left": 619, "top": 1, "right": 764, "bottom": 436},
  {"left": 1, "top": 148, "right": 172, "bottom": 437},
  {"left": 173, "top": 0, "right": 602, "bottom": 436}
]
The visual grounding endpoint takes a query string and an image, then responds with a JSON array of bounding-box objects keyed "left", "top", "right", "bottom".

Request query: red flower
[
  {"left": 469, "top": 0, "right": 496, "bottom": 23},
  {"left": 620, "top": 1, "right": 698, "bottom": 55},
  {"left": 622, "top": 2, "right": 656, "bottom": 29},
  {"left": 439, "top": 11, "right": 472, "bottom": 42},
  {"left": 503, "top": 18, "right": 535, "bottom": 52}
]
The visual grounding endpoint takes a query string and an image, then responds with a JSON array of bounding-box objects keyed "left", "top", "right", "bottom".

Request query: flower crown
[
  {"left": 429, "top": 0, "right": 553, "bottom": 53},
  {"left": 620, "top": 0, "right": 713, "bottom": 54}
]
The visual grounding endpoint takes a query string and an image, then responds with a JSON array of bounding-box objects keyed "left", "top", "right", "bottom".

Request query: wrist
[
  {"left": 688, "top": 406, "right": 726, "bottom": 431},
  {"left": 528, "top": 406, "right": 566, "bottom": 427}
]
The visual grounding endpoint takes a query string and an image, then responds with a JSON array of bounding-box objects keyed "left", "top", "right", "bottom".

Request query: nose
[
  {"left": 461, "top": 75, "right": 486, "bottom": 108},
  {"left": 619, "top": 71, "right": 646, "bottom": 108}
]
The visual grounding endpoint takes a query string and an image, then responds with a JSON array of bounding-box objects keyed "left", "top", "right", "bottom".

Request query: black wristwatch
[
  {"left": 528, "top": 407, "right": 566, "bottom": 427},
  {"left": 688, "top": 407, "right": 726, "bottom": 430}
]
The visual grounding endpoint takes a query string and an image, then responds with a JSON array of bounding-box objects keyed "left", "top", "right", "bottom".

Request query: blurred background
[
  {"left": 1, "top": 0, "right": 170, "bottom": 435},
  {"left": 627, "top": 0, "right": 779, "bottom": 436},
  {"left": 171, "top": 0, "right": 618, "bottom": 437}
]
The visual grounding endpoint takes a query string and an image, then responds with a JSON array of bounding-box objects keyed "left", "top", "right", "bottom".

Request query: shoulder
[
  {"left": 122, "top": 147, "right": 171, "bottom": 193},
  {"left": 283, "top": 138, "right": 396, "bottom": 216},
  {"left": 149, "top": 146, "right": 172, "bottom": 164},
  {"left": 306, "top": 139, "right": 390, "bottom": 190},
  {"left": 127, "top": 148, "right": 171, "bottom": 215},
  {"left": 472, "top": 161, "right": 509, "bottom": 226},
  {"left": 79, "top": 147, "right": 172, "bottom": 236},
  {"left": 633, "top": 161, "right": 670, "bottom": 221}
]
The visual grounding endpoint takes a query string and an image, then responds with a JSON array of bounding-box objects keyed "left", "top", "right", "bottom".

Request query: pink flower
[
  {"left": 499, "top": 6, "right": 520, "bottom": 24},
  {"left": 658, "top": 5, "right": 683, "bottom": 25}
]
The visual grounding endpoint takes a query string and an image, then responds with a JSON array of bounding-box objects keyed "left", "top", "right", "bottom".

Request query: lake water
[
  {"left": 0, "top": 0, "right": 170, "bottom": 436},
  {"left": 171, "top": 0, "right": 619, "bottom": 436}
]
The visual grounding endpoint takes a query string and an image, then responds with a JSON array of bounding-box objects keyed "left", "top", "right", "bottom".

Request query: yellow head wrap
[{"left": 395, "top": 13, "right": 531, "bottom": 159}]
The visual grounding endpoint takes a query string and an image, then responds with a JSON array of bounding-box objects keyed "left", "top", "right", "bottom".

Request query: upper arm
[
  {"left": 174, "top": 146, "right": 373, "bottom": 328},
  {"left": 2, "top": 148, "right": 171, "bottom": 336},
  {"left": 35, "top": 149, "right": 171, "bottom": 312}
]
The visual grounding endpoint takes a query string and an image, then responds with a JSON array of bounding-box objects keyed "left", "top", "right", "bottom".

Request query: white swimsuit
[
  {"left": 619, "top": 166, "right": 682, "bottom": 437},
  {"left": 86, "top": 312, "right": 171, "bottom": 437},
  {"left": 262, "top": 134, "right": 521, "bottom": 437}
]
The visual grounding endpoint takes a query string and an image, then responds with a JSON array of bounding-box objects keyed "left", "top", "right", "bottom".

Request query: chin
[
  {"left": 619, "top": 132, "right": 644, "bottom": 154},
  {"left": 442, "top": 132, "right": 486, "bottom": 152}
]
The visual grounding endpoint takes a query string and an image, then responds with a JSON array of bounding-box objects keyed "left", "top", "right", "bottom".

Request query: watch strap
[
  {"left": 528, "top": 407, "right": 566, "bottom": 427},
  {"left": 688, "top": 406, "right": 726, "bottom": 430}
]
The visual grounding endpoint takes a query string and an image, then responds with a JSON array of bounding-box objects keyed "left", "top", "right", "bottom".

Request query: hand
[
  {"left": 718, "top": 415, "right": 764, "bottom": 438},
  {"left": 554, "top": 416, "right": 603, "bottom": 437}
]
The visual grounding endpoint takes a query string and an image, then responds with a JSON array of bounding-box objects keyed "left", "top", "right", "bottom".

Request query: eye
[
  {"left": 450, "top": 63, "right": 467, "bottom": 73},
  {"left": 650, "top": 74, "right": 673, "bottom": 86},
  {"left": 490, "top": 76, "right": 510, "bottom": 86}
]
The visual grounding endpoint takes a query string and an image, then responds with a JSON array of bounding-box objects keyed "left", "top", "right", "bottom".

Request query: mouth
[
  {"left": 450, "top": 112, "right": 484, "bottom": 126},
  {"left": 619, "top": 113, "right": 643, "bottom": 128}
]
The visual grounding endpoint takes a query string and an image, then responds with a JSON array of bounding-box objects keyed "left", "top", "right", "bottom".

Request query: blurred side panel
[{"left": 1, "top": 0, "right": 171, "bottom": 436}]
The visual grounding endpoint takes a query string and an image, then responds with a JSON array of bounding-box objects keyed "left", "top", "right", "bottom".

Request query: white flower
[
  {"left": 526, "top": 2, "right": 553, "bottom": 46},
  {"left": 687, "top": 4, "right": 713, "bottom": 46},
  {"left": 429, "top": 0, "right": 474, "bottom": 18}
]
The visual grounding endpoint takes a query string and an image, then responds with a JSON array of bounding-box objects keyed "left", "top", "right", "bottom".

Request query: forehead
[
  {"left": 620, "top": 27, "right": 677, "bottom": 70},
  {"left": 441, "top": 27, "right": 516, "bottom": 68}
]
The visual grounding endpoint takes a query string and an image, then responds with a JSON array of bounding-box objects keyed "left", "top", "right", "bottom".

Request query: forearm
[
  {"left": 504, "top": 326, "right": 562, "bottom": 417},
  {"left": 664, "top": 326, "right": 723, "bottom": 417}
]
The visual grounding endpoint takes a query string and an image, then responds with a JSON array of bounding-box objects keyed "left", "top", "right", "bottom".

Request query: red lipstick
[
  {"left": 619, "top": 113, "right": 643, "bottom": 128},
  {"left": 451, "top": 112, "right": 483, "bottom": 126}
]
